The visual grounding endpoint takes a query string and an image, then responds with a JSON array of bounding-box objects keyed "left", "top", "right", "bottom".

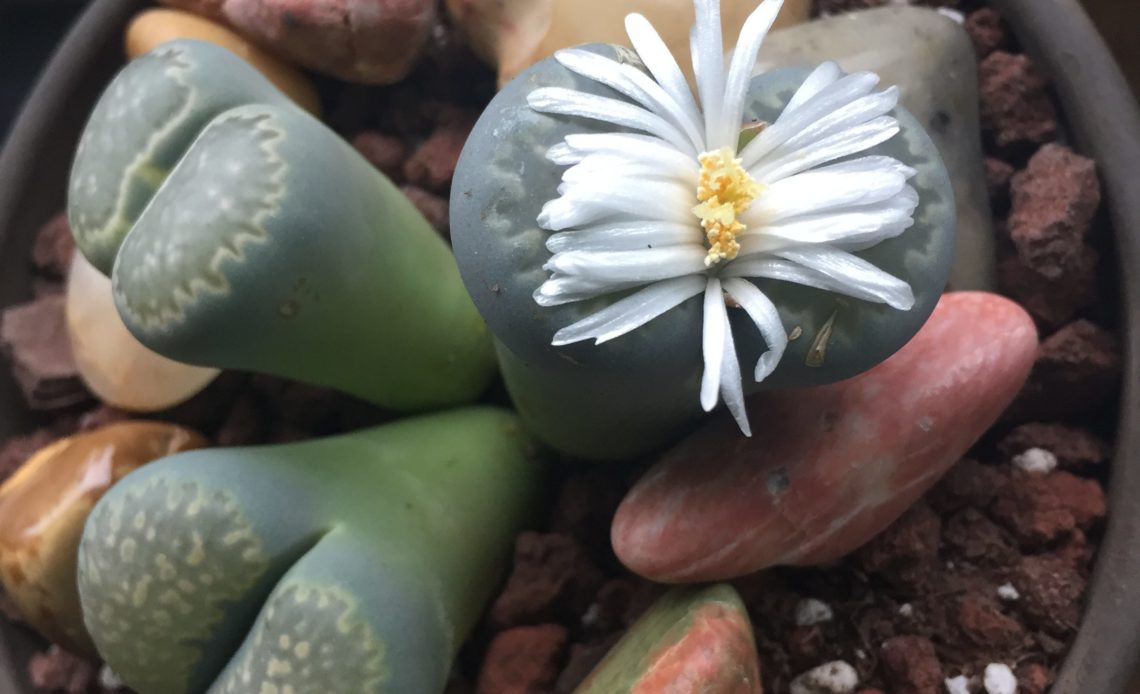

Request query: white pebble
[
  {"left": 789, "top": 660, "right": 859, "bottom": 694},
  {"left": 984, "top": 663, "right": 1018, "bottom": 694},
  {"left": 795, "top": 598, "right": 835, "bottom": 626},
  {"left": 898, "top": 603, "right": 914, "bottom": 618},
  {"left": 997, "top": 583, "right": 1021, "bottom": 601},
  {"left": 1012, "top": 447, "right": 1058, "bottom": 474},
  {"left": 99, "top": 665, "right": 125, "bottom": 690},
  {"left": 945, "top": 675, "right": 971, "bottom": 694}
]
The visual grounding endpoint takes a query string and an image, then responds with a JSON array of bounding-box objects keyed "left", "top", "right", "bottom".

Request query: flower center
[{"left": 693, "top": 147, "right": 761, "bottom": 267}]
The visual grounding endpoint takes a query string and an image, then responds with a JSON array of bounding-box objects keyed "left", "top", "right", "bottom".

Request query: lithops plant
[
  {"left": 575, "top": 584, "right": 760, "bottom": 693},
  {"left": 451, "top": 0, "right": 955, "bottom": 459},
  {"left": 125, "top": 8, "right": 321, "bottom": 115},
  {"left": 68, "top": 40, "right": 495, "bottom": 411},
  {"left": 77, "top": 407, "right": 541, "bottom": 694},
  {"left": 68, "top": 252, "right": 220, "bottom": 412},
  {"left": 0, "top": 422, "right": 205, "bottom": 655}
]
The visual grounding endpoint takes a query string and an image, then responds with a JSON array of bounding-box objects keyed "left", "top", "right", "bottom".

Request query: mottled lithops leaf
[
  {"left": 68, "top": 39, "right": 495, "bottom": 411},
  {"left": 0, "top": 422, "right": 205, "bottom": 655},
  {"left": 69, "top": 40, "right": 292, "bottom": 275},
  {"left": 451, "top": 46, "right": 954, "bottom": 460},
  {"left": 575, "top": 584, "right": 760, "bottom": 693},
  {"left": 78, "top": 408, "right": 542, "bottom": 694}
]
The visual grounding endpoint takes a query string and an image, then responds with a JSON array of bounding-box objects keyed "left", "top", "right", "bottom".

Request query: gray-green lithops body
[
  {"left": 450, "top": 45, "right": 955, "bottom": 460},
  {"left": 68, "top": 40, "right": 495, "bottom": 410},
  {"left": 78, "top": 407, "right": 542, "bottom": 694}
]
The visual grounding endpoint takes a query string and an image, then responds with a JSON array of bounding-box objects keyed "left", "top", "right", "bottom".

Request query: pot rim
[
  {"left": 0, "top": 0, "right": 1138, "bottom": 692},
  {"left": 989, "top": 1, "right": 1140, "bottom": 692}
]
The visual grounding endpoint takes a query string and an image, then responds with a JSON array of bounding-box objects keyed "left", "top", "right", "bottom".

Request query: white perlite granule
[
  {"left": 790, "top": 660, "right": 860, "bottom": 694},
  {"left": 984, "top": 663, "right": 1018, "bottom": 694},
  {"left": 945, "top": 675, "right": 971, "bottom": 694},
  {"left": 1012, "top": 447, "right": 1058, "bottom": 474},
  {"left": 997, "top": 583, "right": 1021, "bottom": 601},
  {"left": 795, "top": 598, "right": 835, "bottom": 626}
]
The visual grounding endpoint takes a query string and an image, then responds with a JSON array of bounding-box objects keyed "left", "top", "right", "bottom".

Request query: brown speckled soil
[{"left": 0, "top": 1, "right": 1119, "bottom": 692}]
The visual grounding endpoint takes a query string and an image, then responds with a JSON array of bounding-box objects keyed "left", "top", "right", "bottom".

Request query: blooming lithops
[
  {"left": 77, "top": 408, "right": 542, "bottom": 694},
  {"left": 68, "top": 40, "right": 495, "bottom": 410},
  {"left": 452, "top": 0, "right": 955, "bottom": 459}
]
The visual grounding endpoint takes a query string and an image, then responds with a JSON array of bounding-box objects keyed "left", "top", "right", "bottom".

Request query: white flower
[{"left": 528, "top": 0, "right": 918, "bottom": 436}]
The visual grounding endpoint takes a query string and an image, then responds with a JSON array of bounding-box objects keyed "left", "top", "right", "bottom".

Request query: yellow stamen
[{"left": 693, "top": 147, "right": 762, "bottom": 267}]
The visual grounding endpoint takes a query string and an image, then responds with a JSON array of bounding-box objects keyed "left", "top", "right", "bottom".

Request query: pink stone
[
  {"left": 612, "top": 292, "right": 1038, "bottom": 583},
  {"left": 162, "top": 0, "right": 436, "bottom": 83}
]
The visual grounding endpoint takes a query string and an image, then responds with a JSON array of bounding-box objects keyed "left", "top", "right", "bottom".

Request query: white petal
[
  {"left": 727, "top": 251, "right": 914, "bottom": 309},
  {"left": 545, "top": 247, "right": 707, "bottom": 284},
  {"left": 739, "top": 72, "right": 880, "bottom": 168},
  {"left": 778, "top": 61, "right": 843, "bottom": 117},
  {"left": 546, "top": 221, "right": 701, "bottom": 253},
  {"left": 719, "top": 0, "right": 783, "bottom": 150},
  {"left": 692, "top": 0, "right": 726, "bottom": 147},
  {"left": 528, "top": 87, "right": 692, "bottom": 152},
  {"left": 766, "top": 87, "right": 900, "bottom": 161},
  {"left": 625, "top": 13, "right": 704, "bottom": 148},
  {"left": 562, "top": 154, "right": 695, "bottom": 188},
  {"left": 550, "top": 133, "right": 699, "bottom": 173},
  {"left": 723, "top": 277, "right": 787, "bottom": 382},
  {"left": 539, "top": 179, "right": 694, "bottom": 230},
  {"left": 534, "top": 275, "right": 643, "bottom": 306},
  {"left": 747, "top": 159, "right": 910, "bottom": 222},
  {"left": 751, "top": 116, "right": 900, "bottom": 183},
  {"left": 776, "top": 246, "right": 915, "bottom": 309},
  {"left": 718, "top": 314, "right": 751, "bottom": 436},
  {"left": 554, "top": 49, "right": 704, "bottom": 154},
  {"left": 700, "top": 277, "right": 726, "bottom": 412},
  {"left": 745, "top": 190, "right": 917, "bottom": 247},
  {"left": 552, "top": 275, "right": 706, "bottom": 345}
]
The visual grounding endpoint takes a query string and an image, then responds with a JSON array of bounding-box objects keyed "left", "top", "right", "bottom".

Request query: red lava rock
[
  {"left": 1008, "top": 144, "right": 1101, "bottom": 280},
  {"left": 879, "top": 636, "right": 943, "bottom": 694},
  {"left": 978, "top": 51, "right": 1057, "bottom": 148},
  {"left": 964, "top": 8, "right": 1007, "bottom": 58},
  {"left": 404, "top": 121, "right": 472, "bottom": 190},
  {"left": 162, "top": 0, "right": 437, "bottom": 84},
  {"left": 401, "top": 185, "right": 451, "bottom": 235},
  {"left": 929, "top": 459, "right": 1010, "bottom": 513},
  {"left": 550, "top": 472, "right": 627, "bottom": 547},
  {"left": 1056, "top": 528, "right": 1092, "bottom": 570},
  {"left": 352, "top": 131, "right": 408, "bottom": 182},
  {"left": 249, "top": 376, "right": 342, "bottom": 431},
  {"left": 990, "top": 470, "right": 1105, "bottom": 545},
  {"left": 0, "top": 294, "right": 91, "bottom": 410},
  {"left": 555, "top": 635, "right": 621, "bottom": 693},
  {"left": 785, "top": 625, "right": 827, "bottom": 671},
  {"left": 490, "top": 532, "right": 605, "bottom": 628},
  {"left": 997, "top": 248, "right": 1098, "bottom": 331},
  {"left": 1010, "top": 319, "right": 1121, "bottom": 421},
  {"left": 613, "top": 293, "right": 1038, "bottom": 582},
  {"left": 859, "top": 502, "right": 941, "bottom": 577},
  {"left": 591, "top": 579, "right": 635, "bottom": 632},
  {"left": 215, "top": 394, "right": 270, "bottom": 447},
  {"left": 0, "top": 428, "right": 55, "bottom": 483},
  {"left": 27, "top": 645, "right": 97, "bottom": 694},
  {"left": 984, "top": 156, "right": 1015, "bottom": 208},
  {"left": 956, "top": 596, "right": 1025, "bottom": 648},
  {"left": 1011, "top": 555, "right": 1084, "bottom": 636},
  {"left": 942, "top": 508, "right": 1018, "bottom": 565},
  {"left": 1016, "top": 662, "right": 1054, "bottom": 694},
  {"left": 998, "top": 422, "right": 1109, "bottom": 468},
  {"left": 476, "top": 624, "right": 568, "bottom": 694},
  {"left": 32, "top": 213, "right": 76, "bottom": 279}
]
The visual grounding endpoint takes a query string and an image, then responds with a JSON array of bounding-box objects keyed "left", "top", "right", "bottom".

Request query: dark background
[{"left": 0, "top": 0, "right": 89, "bottom": 144}]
